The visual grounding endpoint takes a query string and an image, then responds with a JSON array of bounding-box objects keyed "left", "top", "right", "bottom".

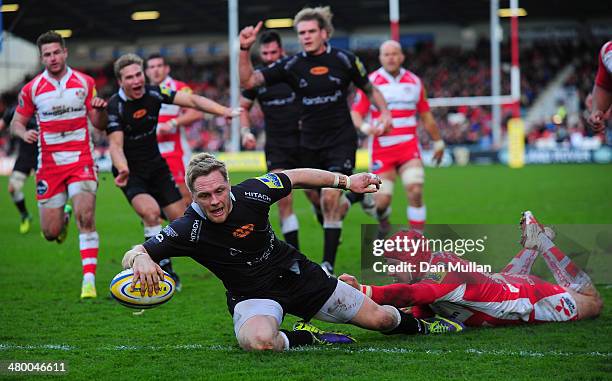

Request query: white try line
[{"left": 0, "top": 343, "right": 610, "bottom": 358}]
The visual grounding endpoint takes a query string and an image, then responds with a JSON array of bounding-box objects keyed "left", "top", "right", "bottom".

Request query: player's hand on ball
[
  {"left": 91, "top": 97, "right": 108, "bottom": 110},
  {"left": 131, "top": 254, "right": 165, "bottom": 297},
  {"left": 349, "top": 172, "right": 381, "bottom": 193},
  {"left": 114, "top": 168, "right": 130, "bottom": 187},
  {"left": 239, "top": 21, "right": 263, "bottom": 50},
  {"left": 339, "top": 273, "right": 361, "bottom": 290}
]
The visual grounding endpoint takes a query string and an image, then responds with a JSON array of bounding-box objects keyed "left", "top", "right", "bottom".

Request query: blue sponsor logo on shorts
[{"left": 36, "top": 180, "right": 48, "bottom": 196}]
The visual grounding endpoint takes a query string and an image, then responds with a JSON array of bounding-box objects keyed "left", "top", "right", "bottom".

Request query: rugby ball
[{"left": 109, "top": 269, "right": 175, "bottom": 309}]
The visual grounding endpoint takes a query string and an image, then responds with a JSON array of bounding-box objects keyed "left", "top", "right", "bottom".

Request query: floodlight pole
[
  {"left": 228, "top": 0, "right": 240, "bottom": 152},
  {"left": 490, "top": 0, "right": 502, "bottom": 148},
  {"left": 510, "top": 0, "right": 521, "bottom": 118},
  {"left": 389, "top": 0, "right": 400, "bottom": 42}
]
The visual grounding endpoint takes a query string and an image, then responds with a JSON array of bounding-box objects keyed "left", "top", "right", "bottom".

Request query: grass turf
[{"left": 1, "top": 164, "right": 611, "bottom": 380}]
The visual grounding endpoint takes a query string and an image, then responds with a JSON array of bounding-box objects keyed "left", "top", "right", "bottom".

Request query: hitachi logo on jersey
[
  {"left": 244, "top": 191, "right": 271, "bottom": 203},
  {"left": 190, "top": 219, "right": 201, "bottom": 242},
  {"left": 302, "top": 90, "right": 342, "bottom": 106}
]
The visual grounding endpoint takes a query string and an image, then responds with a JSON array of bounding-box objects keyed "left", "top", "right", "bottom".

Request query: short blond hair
[
  {"left": 294, "top": 6, "right": 334, "bottom": 38},
  {"left": 186, "top": 153, "right": 229, "bottom": 192},
  {"left": 114, "top": 53, "right": 143, "bottom": 80}
]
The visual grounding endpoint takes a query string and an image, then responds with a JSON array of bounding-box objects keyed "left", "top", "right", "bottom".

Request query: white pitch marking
[{"left": 0, "top": 343, "right": 610, "bottom": 358}]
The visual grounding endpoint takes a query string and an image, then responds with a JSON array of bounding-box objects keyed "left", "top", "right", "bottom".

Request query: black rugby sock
[
  {"left": 322, "top": 228, "right": 342, "bottom": 269},
  {"left": 381, "top": 308, "right": 423, "bottom": 335},
  {"left": 280, "top": 329, "right": 314, "bottom": 348},
  {"left": 15, "top": 199, "right": 28, "bottom": 218}
]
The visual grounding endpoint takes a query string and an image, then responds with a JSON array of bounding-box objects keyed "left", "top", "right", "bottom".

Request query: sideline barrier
[{"left": 2, "top": 146, "right": 610, "bottom": 176}]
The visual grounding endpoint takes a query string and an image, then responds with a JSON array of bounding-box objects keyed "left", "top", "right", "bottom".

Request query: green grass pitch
[{"left": 1, "top": 164, "right": 611, "bottom": 380}]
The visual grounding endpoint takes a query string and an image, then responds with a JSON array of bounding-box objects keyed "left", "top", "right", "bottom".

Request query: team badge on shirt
[
  {"left": 160, "top": 85, "right": 172, "bottom": 98},
  {"left": 255, "top": 173, "right": 283, "bottom": 189}
]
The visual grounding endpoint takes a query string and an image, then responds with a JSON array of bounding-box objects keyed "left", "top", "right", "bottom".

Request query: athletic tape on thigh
[
  {"left": 38, "top": 192, "right": 67, "bottom": 209},
  {"left": 313, "top": 280, "right": 365, "bottom": 323},
  {"left": 401, "top": 166, "right": 424, "bottom": 186},
  {"left": 67, "top": 180, "right": 97, "bottom": 198}
]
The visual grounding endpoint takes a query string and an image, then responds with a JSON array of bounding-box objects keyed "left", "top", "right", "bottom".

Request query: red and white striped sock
[
  {"left": 407, "top": 206, "right": 426, "bottom": 233},
  {"left": 541, "top": 245, "right": 592, "bottom": 292},
  {"left": 501, "top": 248, "right": 539, "bottom": 275},
  {"left": 79, "top": 232, "right": 99, "bottom": 284}
]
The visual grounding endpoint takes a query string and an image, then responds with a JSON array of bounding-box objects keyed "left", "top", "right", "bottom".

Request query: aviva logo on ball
[{"left": 109, "top": 269, "right": 175, "bottom": 309}]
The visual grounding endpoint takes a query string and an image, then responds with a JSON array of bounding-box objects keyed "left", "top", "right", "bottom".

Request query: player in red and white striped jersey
[
  {"left": 145, "top": 54, "right": 204, "bottom": 206},
  {"left": 588, "top": 40, "right": 612, "bottom": 132},
  {"left": 339, "top": 212, "right": 602, "bottom": 327},
  {"left": 351, "top": 40, "right": 445, "bottom": 235},
  {"left": 9, "top": 31, "right": 108, "bottom": 299}
]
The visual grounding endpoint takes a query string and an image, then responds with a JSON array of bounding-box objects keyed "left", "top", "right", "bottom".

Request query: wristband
[
  {"left": 240, "top": 128, "right": 252, "bottom": 138},
  {"left": 130, "top": 253, "right": 147, "bottom": 267},
  {"left": 359, "top": 122, "right": 372, "bottom": 135},
  {"left": 332, "top": 174, "right": 350, "bottom": 190},
  {"left": 433, "top": 139, "right": 446, "bottom": 152},
  {"left": 334, "top": 174, "right": 351, "bottom": 190}
]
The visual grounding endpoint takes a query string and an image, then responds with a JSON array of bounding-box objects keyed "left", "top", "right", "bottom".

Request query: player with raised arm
[
  {"left": 9, "top": 31, "right": 108, "bottom": 298},
  {"left": 351, "top": 40, "right": 445, "bottom": 237},
  {"left": 107, "top": 54, "right": 240, "bottom": 290},
  {"left": 588, "top": 40, "right": 612, "bottom": 132},
  {"left": 239, "top": 6, "right": 392, "bottom": 274},
  {"left": 240, "top": 31, "right": 302, "bottom": 249},
  {"left": 339, "top": 212, "right": 602, "bottom": 327},
  {"left": 145, "top": 53, "right": 204, "bottom": 206},
  {"left": 120, "top": 153, "right": 463, "bottom": 352},
  {"left": 1, "top": 97, "right": 38, "bottom": 234}
]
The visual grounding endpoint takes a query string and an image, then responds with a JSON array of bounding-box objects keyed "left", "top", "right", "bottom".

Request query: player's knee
[
  {"left": 376, "top": 194, "right": 392, "bottom": 210},
  {"left": 140, "top": 209, "right": 160, "bottom": 226},
  {"left": 42, "top": 226, "right": 61, "bottom": 241},
  {"left": 241, "top": 332, "right": 276, "bottom": 351},
  {"left": 369, "top": 306, "right": 398, "bottom": 331},
  {"left": 321, "top": 190, "right": 340, "bottom": 211},
  {"left": 76, "top": 209, "right": 95, "bottom": 230}
]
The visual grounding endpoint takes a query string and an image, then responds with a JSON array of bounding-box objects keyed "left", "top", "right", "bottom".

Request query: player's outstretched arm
[
  {"left": 108, "top": 131, "right": 130, "bottom": 187},
  {"left": 122, "top": 245, "right": 165, "bottom": 297},
  {"left": 9, "top": 111, "right": 38, "bottom": 144},
  {"left": 283, "top": 168, "right": 381, "bottom": 193},
  {"left": 172, "top": 91, "right": 241, "bottom": 119},
  {"left": 238, "top": 21, "right": 265, "bottom": 89}
]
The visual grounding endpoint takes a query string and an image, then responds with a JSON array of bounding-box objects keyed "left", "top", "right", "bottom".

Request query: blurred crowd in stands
[{"left": 1, "top": 36, "right": 610, "bottom": 159}]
